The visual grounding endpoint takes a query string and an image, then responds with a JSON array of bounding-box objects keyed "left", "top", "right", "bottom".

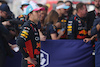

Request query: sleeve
[
  {"left": 91, "top": 19, "right": 100, "bottom": 36},
  {"left": 67, "top": 17, "right": 76, "bottom": 39},
  {"left": 38, "top": 21, "right": 41, "bottom": 29},
  {"left": 0, "top": 22, "right": 10, "bottom": 36},
  {"left": 16, "top": 26, "right": 31, "bottom": 58},
  {"left": 49, "top": 25, "right": 56, "bottom": 34}
]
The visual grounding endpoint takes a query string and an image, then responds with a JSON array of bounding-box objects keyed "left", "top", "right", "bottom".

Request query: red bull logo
[{"left": 79, "top": 30, "right": 87, "bottom": 35}]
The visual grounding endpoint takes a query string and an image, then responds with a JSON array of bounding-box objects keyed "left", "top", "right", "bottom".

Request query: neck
[
  {"left": 77, "top": 13, "right": 83, "bottom": 18},
  {"left": 29, "top": 18, "right": 38, "bottom": 25}
]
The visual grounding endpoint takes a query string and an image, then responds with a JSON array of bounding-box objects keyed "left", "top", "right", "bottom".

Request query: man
[
  {"left": 56, "top": 1, "right": 70, "bottom": 39},
  {"left": 67, "top": 3, "right": 88, "bottom": 39},
  {"left": 87, "top": 0, "right": 100, "bottom": 30},
  {"left": 16, "top": 4, "right": 42, "bottom": 67},
  {"left": 0, "top": 4, "right": 17, "bottom": 67},
  {"left": 56, "top": 1, "right": 69, "bottom": 22}
]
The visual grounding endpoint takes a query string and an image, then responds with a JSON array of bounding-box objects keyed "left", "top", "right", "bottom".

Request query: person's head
[
  {"left": 28, "top": 10, "right": 40, "bottom": 23},
  {"left": 40, "top": 5, "right": 48, "bottom": 21},
  {"left": 94, "top": 0, "right": 100, "bottom": 9},
  {"left": 56, "top": 1, "right": 65, "bottom": 15},
  {"left": 44, "top": 10, "right": 59, "bottom": 25},
  {"left": 57, "top": 1, "right": 64, "bottom": 6},
  {"left": 20, "top": 1, "right": 29, "bottom": 11},
  {"left": 0, "top": 4, "right": 12, "bottom": 19},
  {"left": 56, "top": 2, "right": 69, "bottom": 16},
  {"left": 65, "top": 1, "right": 73, "bottom": 7},
  {"left": 65, "top": 1, "right": 73, "bottom": 12},
  {"left": 0, "top": 1, "right": 7, "bottom": 6},
  {"left": 25, "top": 3, "right": 44, "bottom": 23},
  {"left": 76, "top": 3, "right": 87, "bottom": 17}
]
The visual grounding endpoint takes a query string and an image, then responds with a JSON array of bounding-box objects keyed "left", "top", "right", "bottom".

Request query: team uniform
[
  {"left": 46, "top": 24, "right": 58, "bottom": 39},
  {"left": 17, "top": 15, "right": 26, "bottom": 29},
  {"left": 67, "top": 14, "right": 88, "bottom": 39},
  {"left": 16, "top": 20, "right": 40, "bottom": 67},
  {"left": 57, "top": 14, "right": 69, "bottom": 39}
]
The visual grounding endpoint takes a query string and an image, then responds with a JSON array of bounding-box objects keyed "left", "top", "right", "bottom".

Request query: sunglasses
[{"left": 35, "top": 10, "right": 40, "bottom": 13}]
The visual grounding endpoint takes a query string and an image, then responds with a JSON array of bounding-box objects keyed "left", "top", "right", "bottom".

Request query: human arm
[
  {"left": 51, "top": 30, "right": 64, "bottom": 40},
  {"left": 24, "top": 57, "right": 37, "bottom": 66},
  {"left": 38, "top": 29, "right": 46, "bottom": 41},
  {"left": 83, "top": 34, "right": 97, "bottom": 43}
]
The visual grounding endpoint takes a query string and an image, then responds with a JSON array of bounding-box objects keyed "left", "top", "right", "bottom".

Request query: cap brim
[
  {"left": 33, "top": 7, "right": 45, "bottom": 11},
  {"left": 63, "top": 6, "right": 70, "bottom": 9}
]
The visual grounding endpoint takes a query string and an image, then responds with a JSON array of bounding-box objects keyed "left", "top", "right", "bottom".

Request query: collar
[{"left": 28, "top": 20, "right": 37, "bottom": 26}]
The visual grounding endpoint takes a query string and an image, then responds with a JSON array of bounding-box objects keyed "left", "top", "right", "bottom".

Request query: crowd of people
[{"left": 0, "top": 0, "right": 100, "bottom": 67}]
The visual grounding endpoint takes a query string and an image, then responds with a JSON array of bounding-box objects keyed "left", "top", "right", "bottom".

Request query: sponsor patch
[{"left": 67, "top": 26, "right": 72, "bottom": 29}]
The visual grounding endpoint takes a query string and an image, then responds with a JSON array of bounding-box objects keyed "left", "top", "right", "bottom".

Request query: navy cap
[{"left": 0, "top": 4, "right": 12, "bottom": 14}]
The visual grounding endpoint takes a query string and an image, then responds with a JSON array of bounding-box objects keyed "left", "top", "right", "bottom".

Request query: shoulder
[{"left": 69, "top": 15, "right": 76, "bottom": 20}]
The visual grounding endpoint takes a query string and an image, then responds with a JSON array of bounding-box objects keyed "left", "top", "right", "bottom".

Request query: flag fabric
[
  {"left": 41, "top": 40, "right": 95, "bottom": 67},
  {"left": 95, "top": 42, "right": 100, "bottom": 67}
]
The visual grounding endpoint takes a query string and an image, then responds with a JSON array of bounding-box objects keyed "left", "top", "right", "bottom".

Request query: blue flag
[{"left": 41, "top": 40, "right": 95, "bottom": 67}]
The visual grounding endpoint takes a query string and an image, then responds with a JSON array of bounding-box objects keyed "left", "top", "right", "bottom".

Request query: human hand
[
  {"left": 40, "top": 35, "right": 46, "bottom": 41},
  {"left": 32, "top": 58, "right": 38, "bottom": 66},
  {"left": 59, "top": 30, "right": 64, "bottom": 36},
  {"left": 2, "top": 21, "right": 11, "bottom": 26},
  {"left": 83, "top": 38, "right": 91, "bottom": 43},
  {"left": 8, "top": 43, "right": 19, "bottom": 52}
]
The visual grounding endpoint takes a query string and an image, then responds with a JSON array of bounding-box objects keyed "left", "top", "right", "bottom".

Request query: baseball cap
[
  {"left": 56, "top": 4, "right": 70, "bottom": 9},
  {"left": 0, "top": 4, "right": 12, "bottom": 14},
  {"left": 25, "top": 1, "right": 45, "bottom": 15}
]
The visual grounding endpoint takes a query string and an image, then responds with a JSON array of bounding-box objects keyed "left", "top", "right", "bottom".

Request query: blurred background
[{"left": 3, "top": 0, "right": 95, "bottom": 17}]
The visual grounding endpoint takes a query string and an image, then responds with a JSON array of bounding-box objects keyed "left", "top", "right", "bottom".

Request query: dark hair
[
  {"left": 37, "top": 4, "right": 43, "bottom": 7},
  {"left": 65, "top": 1, "right": 73, "bottom": 17},
  {"left": 57, "top": 1, "right": 64, "bottom": 5},
  {"left": 76, "top": 2, "right": 86, "bottom": 12},
  {"left": 65, "top": 1, "right": 73, "bottom": 6},
  {"left": 44, "top": 10, "right": 59, "bottom": 25},
  {"left": 42, "top": 5, "right": 48, "bottom": 12}
]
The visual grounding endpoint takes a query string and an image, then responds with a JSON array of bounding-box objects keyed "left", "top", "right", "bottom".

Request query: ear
[{"left": 28, "top": 13, "right": 31, "bottom": 17}]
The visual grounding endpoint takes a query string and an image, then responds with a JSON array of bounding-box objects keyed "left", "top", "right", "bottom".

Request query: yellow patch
[
  {"left": 67, "top": 26, "right": 72, "bottom": 28},
  {"left": 22, "top": 31, "right": 28, "bottom": 35},
  {"left": 61, "top": 20, "right": 64, "bottom": 22},
  {"left": 18, "top": 24, "right": 21, "bottom": 27},
  {"left": 64, "top": 20, "right": 66, "bottom": 22},
  {"left": 18, "top": 15, "right": 23, "bottom": 18},
  {"left": 67, "top": 29, "right": 72, "bottom": 31},
  {"left": 21, "top": 34, "right": 27, "bottom": 38}
]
